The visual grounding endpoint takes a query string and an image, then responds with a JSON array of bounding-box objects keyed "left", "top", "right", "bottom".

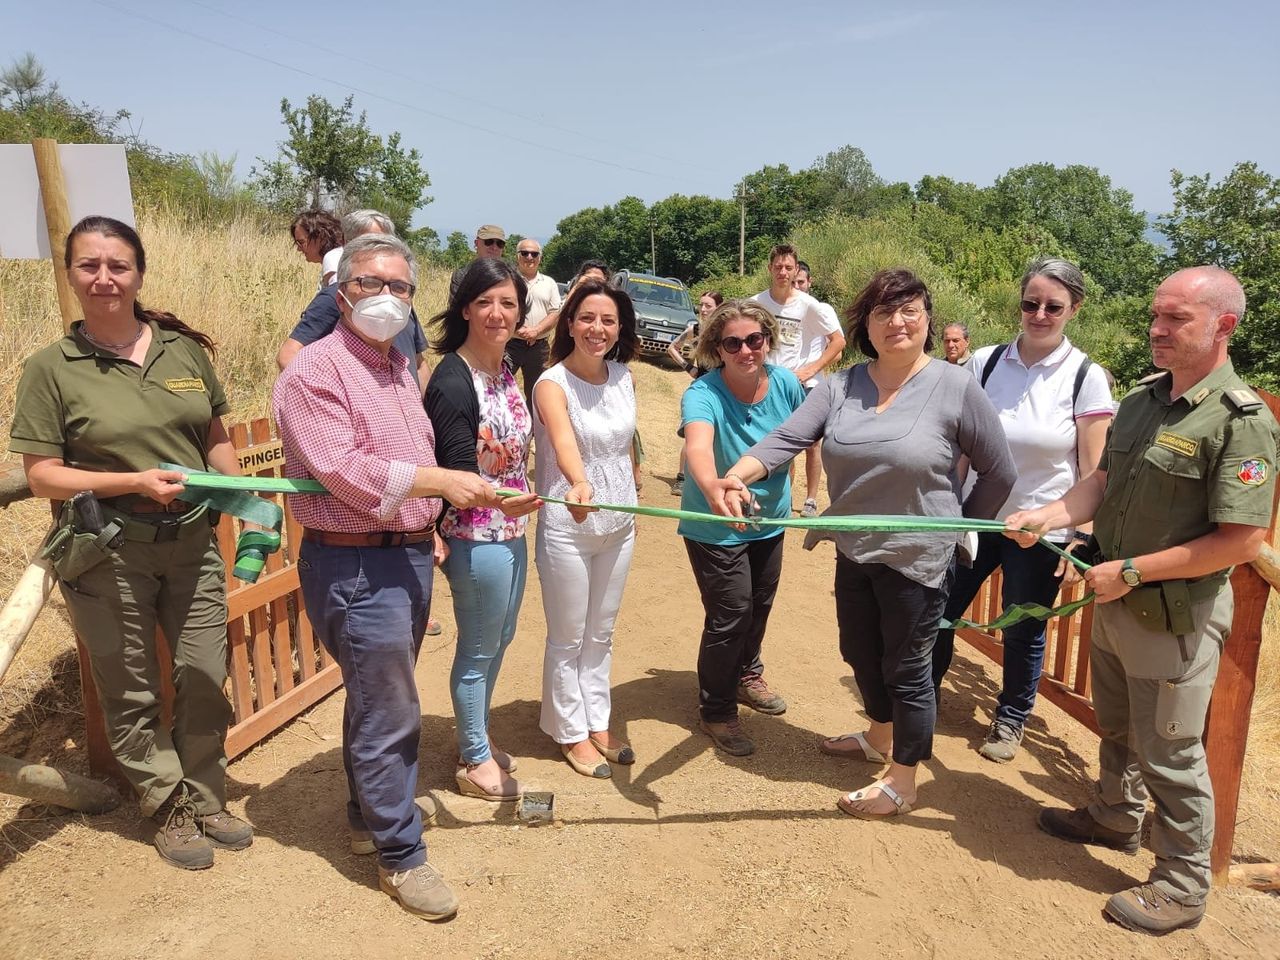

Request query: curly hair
[{"left": 289, "top": 209, "right": 343, "bottom": 255}]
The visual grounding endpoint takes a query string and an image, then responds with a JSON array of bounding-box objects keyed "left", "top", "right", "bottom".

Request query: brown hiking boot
[
  {"left": 378, "top": 862, "right": 460, "bottom": 920},
  {"left": 153, "top": 788, "right": 214, "bottom": 870},
  {"left": 197, "top": 809, "right": 253, "bottom": 850},
  {"left": 1038, "top": 806, "right": 1140, "bottom": 853},
  {"left": 699, "top": 717, "right": 755, "bottom": 756},
  {"left": 737, "top": 674, "right": 787, "bottom": 715},
  {"left": 1104, "top": 884, "right": 1204, "bottom": 935}
]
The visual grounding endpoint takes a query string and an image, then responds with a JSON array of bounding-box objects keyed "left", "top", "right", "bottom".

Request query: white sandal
[
  {"left": 819, "top": 731, "right": 887, "bottom": 763},
  {"left": 837, "top": 780, "right": 913, "bottom": 819}
]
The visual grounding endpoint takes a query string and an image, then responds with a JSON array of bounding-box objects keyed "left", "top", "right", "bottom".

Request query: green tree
[
  {"left": 440, "top": 231, "right": 473, "bottom": 269},
  {"left": 987, "top": 163, "right": 1159, "bottom": 297},
  {"left": 251, "top": 95, "right": 432, "bottom": 234},
  {"left": 1157, "top": 162, "right": 1280, "bottom": 390}
]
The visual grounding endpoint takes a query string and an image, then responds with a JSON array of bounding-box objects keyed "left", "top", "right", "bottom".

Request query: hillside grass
[{"left": 0, "top": 212, "right": 1276, "bottom": 850}]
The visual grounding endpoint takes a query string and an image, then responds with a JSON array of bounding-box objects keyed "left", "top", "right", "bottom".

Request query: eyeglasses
[
  {"left": 482, "top": 238, "right": 506, "bottom": 248},
  {"left": 346, "top": 275, "right": 416, "bottom": 298},
  {"left": 870, "top": 305, "right": 926, "bottom": 326},
  {"left": 518, "top": 250, "right": 541, "bottom": 259},
  {"left": 1020, "top": 299, "right": 1067, "bottom": 318},
  {"left": 719, "top": 331, "right": 767, "bottom": 353}
]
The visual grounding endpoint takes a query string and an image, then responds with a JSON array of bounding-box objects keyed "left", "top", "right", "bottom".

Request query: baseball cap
[{"left": 476, "top": 224, "right": 506, "bottom": 241}]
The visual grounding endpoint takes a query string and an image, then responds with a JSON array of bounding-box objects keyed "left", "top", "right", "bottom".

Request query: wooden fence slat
[{"left": 224, "top": 662, "right": 342, "bottom": 760}]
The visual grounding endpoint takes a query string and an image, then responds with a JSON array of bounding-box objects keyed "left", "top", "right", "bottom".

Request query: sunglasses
[
  {"left": 719, "top": 331, "right": 767, "bottom": 353},
  {"left": 482, "top": 238, "right": 506, "bottom": 248},
  {"left": 1020, "top": 299, "right": 1067, "bottom": 318},
  {"left": 346, "top": 275, "right": 416, "bottom": 298},
  {"left": 517, "top": 250, "right": 541, "bottom": 258}
]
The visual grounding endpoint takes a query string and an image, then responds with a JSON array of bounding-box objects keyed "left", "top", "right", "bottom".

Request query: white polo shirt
[
  {"left": 971, "top": 336, "right": 1114, "bottom": 540},
  {"left": 524, "top": 272, "right": 562, "bottom": 337}
]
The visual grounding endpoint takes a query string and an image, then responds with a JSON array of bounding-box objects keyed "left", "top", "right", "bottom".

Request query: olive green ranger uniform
[
  {"left": 9, "top": 322, "right": 233, "bottom": 817},
  {"left": 1089, "top": 361, "right": 1279, "bottom": 905}
]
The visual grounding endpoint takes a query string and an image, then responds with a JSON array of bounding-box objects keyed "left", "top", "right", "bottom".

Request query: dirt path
[{"left": 1, "top": 363, "right": 1277, "bottom": 960}]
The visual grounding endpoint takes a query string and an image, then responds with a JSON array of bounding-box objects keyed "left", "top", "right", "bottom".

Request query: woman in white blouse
[{"left": 533, "top": 281, "right": 641, "bottom": 778}]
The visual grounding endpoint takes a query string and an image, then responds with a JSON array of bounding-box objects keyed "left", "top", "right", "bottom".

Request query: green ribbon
[
  {"left": 163, "top": 465, "right": 1095, "bottom": 627},
  {"left": 160, "top": 463, "right": 285, "bottom": 584}
]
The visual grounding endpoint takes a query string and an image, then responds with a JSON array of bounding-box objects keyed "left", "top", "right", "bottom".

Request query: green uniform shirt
[
  {"left": 9, "top": 321, "right": 229, "bottom": 473},
  {"left": 1094, "top": 361, "right": 1279, "bottom": 567}
]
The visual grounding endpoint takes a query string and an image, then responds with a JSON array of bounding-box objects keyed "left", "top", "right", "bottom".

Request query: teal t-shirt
[{"left": 677, "top": 365, "right": 806, "bottom": 544}]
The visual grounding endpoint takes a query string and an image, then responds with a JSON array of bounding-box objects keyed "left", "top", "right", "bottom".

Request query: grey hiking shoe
[
  {"left": 699, "top": 717, "right": 755, "bottom": 756},
  {"left": 197, "top": 809, "right": 253, "bottom": 850},
  {"left": 1104, "top": 884, "right": 1204, "bottom": 935},
  {"left": 351, "top": 796, "right": 440, "bottom": 855},
  {"left": 801, "top": 498, "right": 819, "bottom": 518},
  {"left": 977, "top": 720, "right": 1023, "bottom": 763},
  {"left": 153, "top": 788, "right": 214, "bottom": 870},
  {"left": 1038, "top": 806, "right": 1140, "bottom": 854},
  {"left": 737, "top": 674, "right": 787, "bottom": 715},
  {"left": 378, "top": 862, "right": 460, "bottom": 920}
]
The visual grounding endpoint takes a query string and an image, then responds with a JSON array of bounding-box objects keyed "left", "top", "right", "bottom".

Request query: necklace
[
  {"left": 81, "top": 320, "right": 145, "bottom": 351},
  {"left": 458, "top": 346, "right": 503, "bottom": 378}
]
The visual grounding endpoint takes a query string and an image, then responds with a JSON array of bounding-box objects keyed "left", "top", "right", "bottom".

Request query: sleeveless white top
[{"left": 533, "top": 360, "right": 637, "bottom": 535}]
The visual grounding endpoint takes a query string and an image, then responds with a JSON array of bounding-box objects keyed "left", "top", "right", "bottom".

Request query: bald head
[{"left": 1160, "top": 266, "right": 1246, "bottom": 322}]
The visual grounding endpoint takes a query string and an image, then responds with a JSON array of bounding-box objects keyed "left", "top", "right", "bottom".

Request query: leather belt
[
  {"left": 122, "top": 500, "right": 197, "bottom": 515},
  {"left": 303, "top": 525, "right": 436, "bottom": 548}
]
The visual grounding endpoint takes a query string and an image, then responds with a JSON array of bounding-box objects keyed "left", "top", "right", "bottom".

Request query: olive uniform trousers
[
  {"left": 1085, "top": 586, "right": 1231, "bottom": 905},
  {"left": 59, "top": 517, "right": 230, "bottom": 817}
]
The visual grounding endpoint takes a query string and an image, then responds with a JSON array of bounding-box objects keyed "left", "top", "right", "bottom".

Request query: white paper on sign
[{"left": 0, "top": 143, "right": 134, "bottom": 259}]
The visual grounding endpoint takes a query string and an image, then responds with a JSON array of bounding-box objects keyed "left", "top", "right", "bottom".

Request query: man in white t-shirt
[
  {"left": 509, "top": 238, "right": 563, "bottom": 409},
  {"left": 752, "top": 247, "right": 845, "bottom": 517}
]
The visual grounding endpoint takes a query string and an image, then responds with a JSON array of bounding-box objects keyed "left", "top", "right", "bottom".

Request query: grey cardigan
[{"left": 748, "top": 359, "right": 1016, "bottom": 587}]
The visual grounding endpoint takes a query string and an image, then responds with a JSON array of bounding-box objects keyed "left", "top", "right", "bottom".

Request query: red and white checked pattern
[{"left": 273, "top": 324, "right": 440, "bottom": 532}]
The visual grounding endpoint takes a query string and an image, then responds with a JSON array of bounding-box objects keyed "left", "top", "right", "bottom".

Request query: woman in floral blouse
[{"left": 426, "top": 259, "right": 542, "bottom": 801}]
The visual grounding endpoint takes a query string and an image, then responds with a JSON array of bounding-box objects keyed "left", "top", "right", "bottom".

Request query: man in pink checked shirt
[{"left": 273, "top": 233, "right": 529, "bottom": 921}]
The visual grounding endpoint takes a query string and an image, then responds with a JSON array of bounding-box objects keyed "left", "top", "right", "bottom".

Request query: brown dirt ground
[{"left": 1, "top": 361, "right": 1278, "bottom": 960}]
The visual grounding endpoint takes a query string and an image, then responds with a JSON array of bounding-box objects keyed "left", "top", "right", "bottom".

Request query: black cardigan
[{"left": 424, "top": 352, "right": 481, "bottom": 474}]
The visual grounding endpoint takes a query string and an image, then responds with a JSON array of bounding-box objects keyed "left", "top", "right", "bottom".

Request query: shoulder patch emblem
[
  {"left": 164, "top": 377, "right": 206, "bottom": 393},
  {"left": 1155, "top": 432, "right": 1199, "bottom": 458},
  {"left": 1238, "top": 459, "right": 1268, "bottom": 486},
  {"left": 1226, "top": 388, "right": 1263, "bottom": 412}
]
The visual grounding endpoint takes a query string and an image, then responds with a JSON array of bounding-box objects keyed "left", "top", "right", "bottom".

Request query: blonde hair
[{"left": 693, "top": 299, "right": 780, "bottom": 370}]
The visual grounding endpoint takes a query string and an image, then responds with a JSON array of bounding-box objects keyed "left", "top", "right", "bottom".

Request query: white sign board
[{"left": 0, "top": 143, "right": 135, "bottom": 259}]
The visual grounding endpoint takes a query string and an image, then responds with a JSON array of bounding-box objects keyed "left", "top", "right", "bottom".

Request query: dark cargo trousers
[
  {"left": 59, "top": 520, "right": 230, "bottom": 817},
  {"left": 1086, "top": 587, "right": 1230, "bottom": 905}
]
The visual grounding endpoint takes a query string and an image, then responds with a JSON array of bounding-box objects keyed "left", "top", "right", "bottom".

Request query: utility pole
[
  {"left": 738, "top": 186, "right": 746, "bottom": 276},
  {"left": 650, "top": 218, "right": 656, "bottom": 274}
]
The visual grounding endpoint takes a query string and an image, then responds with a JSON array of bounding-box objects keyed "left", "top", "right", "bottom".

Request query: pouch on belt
[{"left": 40, "top": 492, "right": 125, "bottom": 581}]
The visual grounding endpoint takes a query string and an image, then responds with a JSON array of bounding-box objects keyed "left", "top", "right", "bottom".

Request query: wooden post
[
  {"left": 31, "top": 138, "right": 78, "bottom": 333},
  {"left": 0, "top": 754, "right": 120, "bottom": 814},
  {"left": 1205, "top": 388, "right": 1280, "bottom": 883}
]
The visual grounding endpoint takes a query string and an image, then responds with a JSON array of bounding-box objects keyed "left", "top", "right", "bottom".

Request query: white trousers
[{"left": 535, "top": 522, "right": 636, "bottom": 743}]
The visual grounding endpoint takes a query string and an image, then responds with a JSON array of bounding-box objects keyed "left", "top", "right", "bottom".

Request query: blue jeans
[
  {"left": 297, "top": 540, "right": 435, "bottom": 871},
  {"left": 932, "top": 532, "right": 1064, "bottom": 728},
  {"left": 442, "top": 536, "right": 528, "bottom": 763}
]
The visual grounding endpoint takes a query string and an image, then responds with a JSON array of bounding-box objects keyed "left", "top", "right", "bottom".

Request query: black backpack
[{"left": 980, "top": 344, "right": 1093, "bottom": 410}]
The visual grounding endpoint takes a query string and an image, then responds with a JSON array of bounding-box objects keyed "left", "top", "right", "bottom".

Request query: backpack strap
[
  {"left": 1072, "top": 356, "right": 1094, "bottom": 412},
  {"left": 979, "top": 344, "right": 1007, "bottom": 389}
]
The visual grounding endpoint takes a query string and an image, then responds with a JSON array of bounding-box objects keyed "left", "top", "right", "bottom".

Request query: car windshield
[{"left": 626, "top": 278, "right": 692, "bottom": 310}]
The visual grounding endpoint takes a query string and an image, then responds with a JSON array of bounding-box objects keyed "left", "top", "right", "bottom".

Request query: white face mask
[{"left": 342, "top": 291, "right": 412, "bottom": 342}]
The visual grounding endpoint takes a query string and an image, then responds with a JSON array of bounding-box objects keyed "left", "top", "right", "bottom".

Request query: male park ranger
[{"left": 1007, "top": 266, "right": 1279, "bottom": 935}]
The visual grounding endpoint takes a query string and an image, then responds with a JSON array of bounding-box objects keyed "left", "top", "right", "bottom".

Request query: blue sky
[{"left": 5, "top": 0, "right": 1278, "bottom": 242}]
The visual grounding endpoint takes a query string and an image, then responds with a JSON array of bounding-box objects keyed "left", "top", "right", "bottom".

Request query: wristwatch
[{"left": 1121, "top": 558, "right": 1142, "bottom": 587}]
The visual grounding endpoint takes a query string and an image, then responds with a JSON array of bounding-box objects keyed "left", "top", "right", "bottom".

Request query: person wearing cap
[
  {"left": 507, "top": 238, "right": 563, "bottom": 410},
  {"left": 449, "top": 224, "right": 507, "bottom": 303}
]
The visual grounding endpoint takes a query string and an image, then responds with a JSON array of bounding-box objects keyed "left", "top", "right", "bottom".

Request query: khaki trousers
[
  {"left": 1086, "top": 586, "right": 1231, "bottom": 905},
  {"left": 59, "top": 521, "right": 230, "bottom": 816}
]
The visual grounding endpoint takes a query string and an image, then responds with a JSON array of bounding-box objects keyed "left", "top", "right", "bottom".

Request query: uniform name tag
[
  {"left": 164, "top": 377, "right": 206, "bottom": 393},
  {"left": 1154, "top": 432, "right": 1198, "bottom": 457}
]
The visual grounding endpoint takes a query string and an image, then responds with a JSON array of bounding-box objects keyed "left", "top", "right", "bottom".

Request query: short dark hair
[
  {"left": 548, "top": 281, "right": 638, "bottom": 365},
  {"left": 289, "top": 209, "right": 343, "bottom": 255},
  {"left": 575, "top": 259, "right": 612, "bottom": 283},
  {"left": 796, "top": 260, "right": 811, "bottom": 276},
  {"left": 769, "top": 243, "right": 798, "bottom": 265},
  {"left": 430, "top": 258, "right": 527, "bottom": 354},
  {"left": 845, "top": 268, "right": 935, "bottom": 360}
]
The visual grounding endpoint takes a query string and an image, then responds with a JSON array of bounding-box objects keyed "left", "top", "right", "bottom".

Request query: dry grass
[{"left": 0, "top": 211, "right": 1277, "bottom": 856}]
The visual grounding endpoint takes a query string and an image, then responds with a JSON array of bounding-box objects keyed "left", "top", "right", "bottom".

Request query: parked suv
[{"left": 614, "top": 270, "right": 696, "bottom": 360}]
